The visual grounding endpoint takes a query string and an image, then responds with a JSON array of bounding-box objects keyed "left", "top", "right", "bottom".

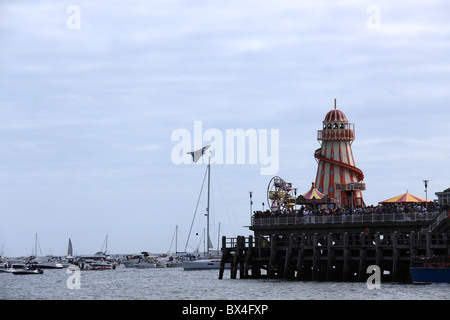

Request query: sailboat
[
  {"left": 156, "top": 225, "right": 184, "bottom": 268},
  {"left": 182, "top": 149, "right": 230, "bottom": 270},
  {"left": 28, "top": 234, "right": 64, "bottom": 269},
  {"left": 76, "top": 235, "right": 116, "bottom": 270}
]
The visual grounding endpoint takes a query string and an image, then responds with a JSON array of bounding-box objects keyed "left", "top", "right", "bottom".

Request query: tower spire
[{"left": 334, "top": 98, "right": 337, "bottom": 110}]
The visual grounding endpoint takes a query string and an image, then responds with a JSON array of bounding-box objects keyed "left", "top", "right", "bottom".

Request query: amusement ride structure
[
  {"left": 267, "top": 176, "right": 296, "bottom": 212},
  {"left": 314, "top": 99, "right": 366, "bottom": 208},
  {"left": 266, "top": 100, "right": 366, "bottom": 211}
]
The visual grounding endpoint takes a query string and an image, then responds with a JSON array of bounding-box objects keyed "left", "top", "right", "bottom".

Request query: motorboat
[
  {"left": 0, "top": 267, "right": 14, "bottom": 273},
  {"left": 410, "top": 255, "right": 450, "bottom": 283},
  {"left": 34, "top": 258, "right": 65, "bottom": 269},
  {"left": 77, "top": 258, "right": 116, "bottom": 270},
  {"left": 75, "top": 252, "right": 116, "bottom": 271},
  {"left": 134, "top": 261, "right": 156, "bottom": 269},
  {"left": 120, "top": 252, "right": 157, "bottom": 268},
  {"left": 10, "top": 265, "right": 44, "bottom": 275},
  {"left": 156, "top": 255, "right": 183, "bottom": 268}
]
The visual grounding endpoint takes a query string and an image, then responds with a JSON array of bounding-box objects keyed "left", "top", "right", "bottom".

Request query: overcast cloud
[{"left": 0, "top": 0, "right": 449, "bottom": 256}]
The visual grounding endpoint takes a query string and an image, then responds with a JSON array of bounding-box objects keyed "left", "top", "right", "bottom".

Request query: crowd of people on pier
[{"left": 252, "top": 202, "right": 449, "bottom": 219}]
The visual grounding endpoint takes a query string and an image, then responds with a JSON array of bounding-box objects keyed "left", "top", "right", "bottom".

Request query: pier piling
[
  {"left": 219, "top": 212, "right": 449, "bottom": 282},
  {"left": 220, "top": 229, "right": 449, "bottom": 282}
]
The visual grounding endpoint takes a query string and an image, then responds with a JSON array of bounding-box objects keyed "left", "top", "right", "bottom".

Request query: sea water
[{"left": 0, "top": 266, "right": 448, "bottom": 300}]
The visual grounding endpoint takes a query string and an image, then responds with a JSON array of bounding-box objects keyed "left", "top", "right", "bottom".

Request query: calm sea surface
[{"left": 1, "top": 266, "right": 449, "bottom": 300}]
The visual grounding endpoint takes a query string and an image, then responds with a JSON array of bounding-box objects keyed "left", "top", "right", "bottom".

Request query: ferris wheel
[{"left": 267, "top": 176, "right": 296, "bottom": 212}]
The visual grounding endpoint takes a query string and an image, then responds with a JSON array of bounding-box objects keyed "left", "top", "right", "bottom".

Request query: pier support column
[
  {"left": 375, "top": 232, "right": 382, "bottom": 269},
  {"left": 343, "top": 232, "right": 350, "bottom": 281},
  {"left": 358, "top": 232, "right": 367, "bottom": 282},
  {"left": 426, "top": 232, "right": 433, "bottom": 256},
  {"left": 391, "top": 232, "right": 400, "bottom": 282},
  {"left": 268, "top": 234, "right": 277, "bottom": 278},
  {"left": 408, "top": 231, "right": 416, "bottom": 282},
  {"left": 219, "top": 236, "right": 227, "bottom": 280},
  {"left": 284, "top": 234, "right": 295, "bottom": 280},
  {"left": 326, "top": 233, "right": 335, "bottom": 281},
  {"left": 238, "top": 236, "right": 245, "bottom": 279},
  {"left": 244, "top": 235, "right": 253, "bottom": 278},
  {"left": 258, "top": 234, "right": 263, "bottom": 260},
  {"left": 230, "top": 236, "right": 242, "bottom": 279},
  {"left": 312, "top": 233, "right": 320, "bottom": 281},
  {"left": 409, "top": 231, "right": 416, "bottom": 257},
  {"left": 296, "top": 233, "right": 305, "bottom": 280}
]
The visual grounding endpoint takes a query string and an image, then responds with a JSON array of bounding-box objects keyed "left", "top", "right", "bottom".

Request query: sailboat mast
[{"left": 206, "top": 155, "right": 211, "bottom": 256}]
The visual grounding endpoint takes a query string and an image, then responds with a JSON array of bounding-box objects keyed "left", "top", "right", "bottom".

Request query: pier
[
  {"left": 219, "top": 211, "right": 450, "bottom": 282},
  {"left": 219, "top": 105, "right": 450, "bottom": 283}
]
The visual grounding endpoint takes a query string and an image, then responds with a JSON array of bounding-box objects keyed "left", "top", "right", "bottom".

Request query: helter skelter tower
[{"left": 314, "top": 99, "right": 366, "bottom": 208}]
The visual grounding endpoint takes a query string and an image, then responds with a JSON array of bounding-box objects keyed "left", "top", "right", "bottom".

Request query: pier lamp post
[
  {"left": 423, "top": 180, "right": 429, "bottom": 212},
  {"left": 294, "top": 188, "right": 298, "bottom": 210},
  {"left": 249, "top": 191, "right": 253, "bottom": 220}
]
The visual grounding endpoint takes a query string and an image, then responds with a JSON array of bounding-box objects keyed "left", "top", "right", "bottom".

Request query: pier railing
[{"left": 251, "top": 211, "right": 441, "bottom": 227}]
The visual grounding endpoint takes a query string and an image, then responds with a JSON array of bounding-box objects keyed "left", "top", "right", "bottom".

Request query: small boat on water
[
  {"left": 34, "top": 256, "right": 65, "bottom": 269},
  {"left": 182, "top": 258, "right": 223, "bottom": 270},
  {"left": 12, "top": 268, "right": 44, "bottom": 275},
  {"left": 76, "top": 253, "right": 116, "bottom": 270},
  {"left": 120, "top": 252, "right": 157, "bottom": 268},
  {"left": 410, "top": 255, "right": 450, "bottom": 284},
  {"left": 0, "top": 267, "right": 14, "bottom": 273},
  {"left": 4, "top": 265, "right": 44, "bottom": 275},
  {"left": 74, "top": 236, "right": 117, "bottom": 270},
  {"left": 181, "top": 252, "right": 231, "bottom": 270},
  {"left": 80, "top": 261, "right": 115, "bottom": 270},
  {"left": 156, "top": 255, "right": 183, "bottom": 268}
]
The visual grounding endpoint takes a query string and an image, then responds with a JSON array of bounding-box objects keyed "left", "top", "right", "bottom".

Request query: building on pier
[
  {"left": 436, "top": 187, "right": 450, "bottom": 206},
  {"left": 315, "top": 99, "right": 365, "bottom": 208}
]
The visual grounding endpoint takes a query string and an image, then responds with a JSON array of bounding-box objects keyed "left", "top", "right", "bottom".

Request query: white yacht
[{"left": 182, "top": 258, "right": 224, "bottom": 270}]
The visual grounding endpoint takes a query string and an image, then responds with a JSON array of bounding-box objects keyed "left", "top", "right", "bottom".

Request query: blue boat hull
[{"left": 410, "top": 267, "right": 450, "bottom": 284}]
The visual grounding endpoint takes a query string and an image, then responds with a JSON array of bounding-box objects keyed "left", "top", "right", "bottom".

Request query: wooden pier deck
[{"left": 219, "top": 212, "right": 450, "bottom": 282}]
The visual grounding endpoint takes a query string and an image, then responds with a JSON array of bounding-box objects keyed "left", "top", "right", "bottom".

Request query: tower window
[
  {"left": 340, "top": 123, "right": 344, "bottom": 129},
  {"left": 333, "top": 123, "right": 338, "bottom": 129}
]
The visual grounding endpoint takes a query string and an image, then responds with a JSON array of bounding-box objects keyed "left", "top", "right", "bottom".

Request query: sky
[{"left": 0, "top": 0, "right": 449, "bottom": 257}]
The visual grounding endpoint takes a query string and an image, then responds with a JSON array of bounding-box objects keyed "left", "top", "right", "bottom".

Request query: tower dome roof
[{"left": 324, "top": 109, "right": 348, "bottom": 122}]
